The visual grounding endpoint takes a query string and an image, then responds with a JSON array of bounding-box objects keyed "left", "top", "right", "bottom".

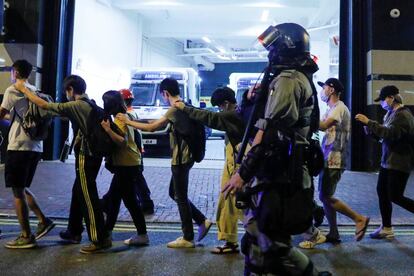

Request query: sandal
[
  {"left": 211, "top": 243, "right": 239, "bottom": 254},
  {"left": 355, "top": 217, "right": 370, "bottom": 242}
]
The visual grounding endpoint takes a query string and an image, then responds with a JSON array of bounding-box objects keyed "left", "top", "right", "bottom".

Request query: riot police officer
[{"left": 224, "top": 23, "right": 330, "bottom": 275}]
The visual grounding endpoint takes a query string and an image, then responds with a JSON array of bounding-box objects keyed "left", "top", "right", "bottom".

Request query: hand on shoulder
[
  {"left": 14, "top": 80, "right": 27, "bottom": 93},
  {"left": 174, "top": 101, "right": 185, "bottom": 110}
]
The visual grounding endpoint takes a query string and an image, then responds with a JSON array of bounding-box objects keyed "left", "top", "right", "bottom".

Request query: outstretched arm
[
  {"left": 174, "top": 101, "right": 230, "bottom": 131},
  {"left": 116, "top": 113, "right": 169, "bottom": 132},
  {"left": 101, "top": 119, "right": 126, "bottom": 146},
  {"left": 356, "top": 113, "right": 408, "bottom": 141},
  {"left": 14, "top": 80, "right": 49, "bottom": 109}
]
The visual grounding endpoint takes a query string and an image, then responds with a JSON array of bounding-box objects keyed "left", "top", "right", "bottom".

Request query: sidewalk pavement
[{"left": 0, "top": 161, "right": 414, "bottom": 225}]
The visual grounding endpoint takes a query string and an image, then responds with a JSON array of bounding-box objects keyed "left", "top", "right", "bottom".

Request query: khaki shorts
[{"left": 318, "top": 168, "right": 344, "bottom": 197}]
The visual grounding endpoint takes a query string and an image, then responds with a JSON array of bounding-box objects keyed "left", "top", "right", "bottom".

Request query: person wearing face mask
[
  {"left": 19, "top": 75, "right": 112, "bottom": 253},
  {"left": 312, "top": 78, "right": 370, "bottom": 246},
  {"left": 100, "top": 90, "right": 149, "bottom": 246},
  {"left": 174, "top": 87, "right": 248, "bottom": 254},
  {"left": 117, "top": 78, "right": 212, "bottom": 248},
  {"left": 0, "top": 60, "right": 55, "bottom": 249},
  {"left": 356, "top": 85, "right": 414, "bottom": 239}
]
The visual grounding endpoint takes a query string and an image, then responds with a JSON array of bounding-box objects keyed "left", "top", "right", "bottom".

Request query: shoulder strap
[
  {"left": 79, "top": 97, "right": 94, "bottom": 108},
  {"left": 173, "top": 127, "right": 183, "bottom": 165},
  {"left": 8, "top": 108, "right": 17, "bottom": 133}
]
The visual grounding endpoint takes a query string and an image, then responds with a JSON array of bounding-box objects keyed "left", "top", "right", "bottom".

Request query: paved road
[
  {"left": 1, "top": 160, "right": 414, "bottom": 225},
  {"left": 1, "top": 218, "right": 414, "bottom": 275}
]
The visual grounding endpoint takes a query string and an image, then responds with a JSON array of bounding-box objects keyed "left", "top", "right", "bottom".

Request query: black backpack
[
  {"left": 15, "top": 91, "right": 55, "bottom": 141},
  {"left": 175, "top": 104, "right": 206, "bottom": 163},
  {"left": 81, "top": 98, "right": 120, "bottom": 158}
]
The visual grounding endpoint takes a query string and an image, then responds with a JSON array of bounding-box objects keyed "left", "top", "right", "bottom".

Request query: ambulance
[
  {"left": 228, "top": 73, "right": 262, "bottom": 103},
  {"left": 130, "top": 68, "right": 201, "bottom": 155}
]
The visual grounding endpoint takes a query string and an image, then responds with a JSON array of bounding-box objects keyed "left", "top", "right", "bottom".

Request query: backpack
[
  {"left": 14, "top": 91, "right": 54, "bottom": 141},
  {"left": 81, "top": 98, "right": 120, "bottom": 158},
  {"left": 175, "top": 104, "right": 206, "bottom": 163}
]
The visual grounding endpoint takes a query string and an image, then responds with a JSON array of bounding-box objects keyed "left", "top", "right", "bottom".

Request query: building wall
[
  {"left": 71, "top": 0, "right": 142, "bottom": 106},
  {"left": 199, "top": 62, "right": 267, "bottom": 97},
  {"left": 141, "top": 37, "right": 193, "bottom": 68},
  {"left": 71, "top": 0, "right": 195, "bottom": 105}
]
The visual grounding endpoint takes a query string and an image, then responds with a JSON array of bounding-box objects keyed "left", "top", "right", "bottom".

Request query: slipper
[
  {"left": 211, "top": 243, "right": 239, "bottom": 254},
  {"left": 355, "top": 217, "right": 370, "bottom": 242}
]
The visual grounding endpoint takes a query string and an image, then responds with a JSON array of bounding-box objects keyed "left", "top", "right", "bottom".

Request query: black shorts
[{"left": 5, "top": 150, "right": 41, "bottom": 188}]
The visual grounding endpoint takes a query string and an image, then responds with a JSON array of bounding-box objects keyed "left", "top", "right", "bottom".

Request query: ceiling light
[
  {"left": 261, "top": 10, "right": 269, "bottom": 22},
  {"left": 202, "top": 36, "right": 211, "bottom": 43}
]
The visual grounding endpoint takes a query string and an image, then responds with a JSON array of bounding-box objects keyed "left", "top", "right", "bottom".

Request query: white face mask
[
  {"left": 66, "top": 91, "right": 75, "bottom": 102},
  {"left": 319, "top": 89, "right": 331, "bottom": 103}
]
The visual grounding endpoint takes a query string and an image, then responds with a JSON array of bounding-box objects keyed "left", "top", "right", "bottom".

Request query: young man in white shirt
[
  {"left": 317, "top": 78, "right": 370, "bottom": 244},
  {"left": 0, "top": 60, "right": 55, "bottom": 249}
]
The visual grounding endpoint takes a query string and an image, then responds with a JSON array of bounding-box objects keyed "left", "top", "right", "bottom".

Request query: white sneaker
[
  {"left": 124, "top": 234, "right": 149, "bottom": 246},
  {"left": 299, "top": 230, "right": 326, "bottom": 249},
  {"left": 369, "top": 226, "right": 394, "bottom": 239},
  {"left": 167, "top": 237, "right": 195, "bottom": 248}
]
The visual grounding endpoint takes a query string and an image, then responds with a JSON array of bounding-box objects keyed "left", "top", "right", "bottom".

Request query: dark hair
[
  {"left": 102, "top": 90, "right": 126, "bottom": 115},
  {"left": 159, "top": 78, "right": 180, "bottom": 96},
  {"left": 12, "top": 59, "right": 32, "bottom": 79},
  {"left": 63, "top": 75, "right": 87, "bottom": 95},
  {"left": 211, "top": 87, "right": 236, "bottom": 106}
]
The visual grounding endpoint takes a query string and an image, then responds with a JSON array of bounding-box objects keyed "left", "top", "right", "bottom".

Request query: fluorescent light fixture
[
  {"left": 261, "top": 10, "right": 269, "bottom": 22},
  {"left": 243, "top": 2, "right": 285, "bottom": 8},
  {"left": 0, "top": 58, "right": 5, "bottom": 63},
  {"left": 217, "top": 46, "right": 226, "bottom": 54},
  {"left": 142, "top": 1, "right": 183, "bottom": 6},
  {"left": 202, "top": 36, "right": 211, "bottom": 43}
]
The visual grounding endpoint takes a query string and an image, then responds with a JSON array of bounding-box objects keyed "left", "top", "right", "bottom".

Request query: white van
[
  {"left": 130, "top": 67, "right": 201, "bottom": 155},
  {"left": 228, "top": 73, "right": 263, "bottom": 104}
]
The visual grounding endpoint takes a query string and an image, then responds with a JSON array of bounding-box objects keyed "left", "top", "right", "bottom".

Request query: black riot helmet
[{"left": 258, "top": 23, "right": 310, "bottom": 64}]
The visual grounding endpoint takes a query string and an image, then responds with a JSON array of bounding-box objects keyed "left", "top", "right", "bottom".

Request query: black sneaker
[
  {"left": 5, "top": 234, "right": 37, "bottom": 249},
  {"left": 59, "top": 230, "right": 82, "bottom": 244},
  {"left": 35, "top": 218, "right": 56, "bottom": 240},
  {"left": 80, "top": 237, "right": 112, "bottom": 254}
]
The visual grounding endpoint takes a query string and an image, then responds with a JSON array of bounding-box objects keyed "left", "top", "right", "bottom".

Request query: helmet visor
[{"left": 257, "top": 25, "right": 281, "bottom": 50}]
